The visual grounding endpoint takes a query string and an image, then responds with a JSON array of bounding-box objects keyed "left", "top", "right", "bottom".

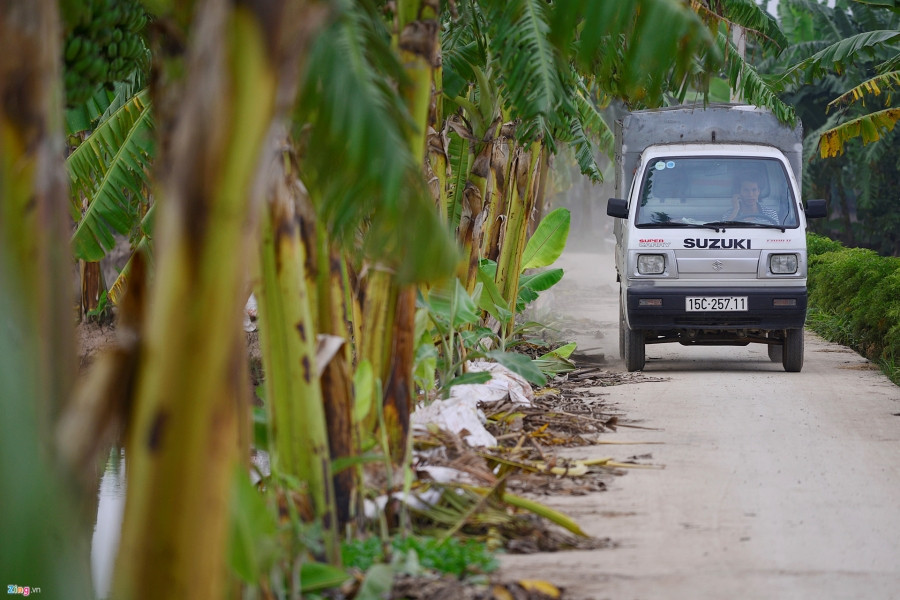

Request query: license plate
[{"left": 685, "top": 296, "right": 748, "bottom": 311}]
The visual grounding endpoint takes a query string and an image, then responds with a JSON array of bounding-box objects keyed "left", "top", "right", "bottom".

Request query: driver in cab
[{"left": 722, "top": 175, "right": 779, "bottom": 223}]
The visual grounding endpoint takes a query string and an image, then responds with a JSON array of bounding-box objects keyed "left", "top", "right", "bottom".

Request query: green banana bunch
[
  {"left": 64, "top": 35, "right": 83, "bottom": 62},
  {"left": 62, "top": 0, "right": 149, "bottom": 107}
]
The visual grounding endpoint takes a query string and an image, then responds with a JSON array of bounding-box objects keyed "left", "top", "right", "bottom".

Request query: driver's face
[{"left": 739, "top": 181, "right": 760, "bottom": 206}]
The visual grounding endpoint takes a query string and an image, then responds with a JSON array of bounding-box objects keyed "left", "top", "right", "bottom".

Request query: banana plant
[
  {"left": 0, "top": 2, "right": 93, "bottom": 597},
  {"left": 478, "top": 206, "right": 570, "bottom": 328},
  {"left": 298, "top": 0, "right": 460, "bottom": 464},
  {"left": 313, "top": 223, "right": 359, "bottom": 526},
  {"left": 427, "top": 1, "right": 586, "bottom": 390},
  {"left": 807, "top": 31, "right": 899, "bottom": 157},
  {"left": 513, "top": 205, "right": 570, "bottom": 311},
  {"left": 111, "top": 1, "right": 337, "bottom": 595},
  {"left": 492, "top": 140, "right": 543, "bottom": 339},
  {"left": 417, "top": 277, "right": 548, "bottom": 396},
  {"left": 776, "top": 0, "right": 900, "bottom": 155},
  {"left": 297, "top": 1, "right": 458, "bottom": 284},
  {"left": 67, "top": 86, "right": 153, "bottom": 263},
  {"left": 65, "top": 81, "right": 154, "bottom": 315},
  {"left": 255, "top": 135, "right": 339, "bottom": 564},
  {"left": 416, "top": 206, "right": 571, "bottom": 394}
]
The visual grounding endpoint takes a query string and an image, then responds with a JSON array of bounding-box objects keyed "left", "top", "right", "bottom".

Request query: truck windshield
[{"left": 635, "top": 157, "right": 799, "bottom": 229}]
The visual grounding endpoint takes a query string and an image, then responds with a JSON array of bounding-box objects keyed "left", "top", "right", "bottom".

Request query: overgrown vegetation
[{"left": 807, "top": 233, "right": 900, "bottom": 384}]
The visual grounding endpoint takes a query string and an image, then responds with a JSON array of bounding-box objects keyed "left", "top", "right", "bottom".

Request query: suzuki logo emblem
[{"left": 712, "top": 260, "right": 724, "bottom": 271}]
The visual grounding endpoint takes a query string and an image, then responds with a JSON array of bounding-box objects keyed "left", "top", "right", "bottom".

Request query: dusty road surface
[{"left": 500, "top": 248, "right": 900, "bottom": 600}]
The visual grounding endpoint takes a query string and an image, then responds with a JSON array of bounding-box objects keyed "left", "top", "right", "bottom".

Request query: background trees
[{"left": 767, "top": 0, "right": 900, "bottom": 255}]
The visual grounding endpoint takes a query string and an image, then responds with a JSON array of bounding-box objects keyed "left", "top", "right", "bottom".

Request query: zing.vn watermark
[{"left": 7, "top": 586, "right": 40, "bottom": 596}]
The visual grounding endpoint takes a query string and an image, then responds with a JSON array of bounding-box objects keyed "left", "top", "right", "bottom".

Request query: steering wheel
[{"left": 743, "top": 213, "right": 780, "bottom": 225}]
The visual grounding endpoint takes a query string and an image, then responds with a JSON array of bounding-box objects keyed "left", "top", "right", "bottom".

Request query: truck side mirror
[
  {"left": 607, "top": 198, "right": 628, "bottom": 219},
  {"left": 805, "top": 199, "right": 827, "bottom": 219}
]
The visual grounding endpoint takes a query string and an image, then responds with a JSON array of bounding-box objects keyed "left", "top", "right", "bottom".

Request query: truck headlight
[
  {"left": 770, "top": 254, "right": 798, "bottom": 274},
  {"left": 637, "top": 254, "right": 666, "bottom": 274}
]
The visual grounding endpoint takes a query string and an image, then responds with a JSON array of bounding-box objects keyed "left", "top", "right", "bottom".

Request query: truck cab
[{"left": 606, "top": 105, "right": 826, "bottom": 372}]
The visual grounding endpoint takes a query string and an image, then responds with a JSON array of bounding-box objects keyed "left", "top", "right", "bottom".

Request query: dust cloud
[{"left": 524, "top": 160, "right": 621, "bottom": 366}]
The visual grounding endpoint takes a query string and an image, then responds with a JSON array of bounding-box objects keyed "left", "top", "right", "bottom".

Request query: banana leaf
[
  {"left": 521, "top": 207, "right": 570, "bottom": 270},
  {"left": 424, "top": 278, "right": 481, "bottom": 329},
  {"left": 485, "top": 349, "right": 546, "bottom": 386},
  {"left": 782, "top": 30, "right": 900, "bottom": 82},
  {"left": 476, "top": 260, "right": 513, "bottom": 322},
  {"left": 818, "top": 107, "right": 900, "bottom": 157},
  {"left": 67, "top": 89, "right": 153, "bottom": 261}
]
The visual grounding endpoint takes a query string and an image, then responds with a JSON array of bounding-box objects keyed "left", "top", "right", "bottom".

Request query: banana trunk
[
  {"left": 495, "top": 141, "right": 542, "bottom": 337},
  {"left": 0, "top": 1, "right": 91, "bottom": 596},
  {"left": 479, "top": 129, "right": 515, "bottom": 263},
  {"left": 381, "top": 285, "right": 417, "bottom": 462},
  {"left": 528, "top": 147, "right": 551, "bottom": 237},
  {"left": 315, "top": 222, "right": 357, "bottom": 526},
  {"left": 80, "top": 260, "right": 105, "bottom": 318},
  {"left": 360, "top": 268, "right": 397, "bottom": 428},
  {"left": 428, "top": 64, "right": 449, "bottom": 221},
  {"left": 112, "top": 4, "right": 329, "bottom": 596},
  {"left": 362, "top": 0, "right": 440, "bottom": 463},
  {"left": 428, "top": 132, "right": 448, "bottom": 216},
  {"left": 458, "top": 139, "right": 490, "bottom": 292}
]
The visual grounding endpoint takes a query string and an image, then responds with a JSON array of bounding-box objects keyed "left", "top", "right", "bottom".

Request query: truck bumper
[{"left": 626, "top": 286, "right": 807, "bottom": 331}]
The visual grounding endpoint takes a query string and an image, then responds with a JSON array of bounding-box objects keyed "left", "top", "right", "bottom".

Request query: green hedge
[{"left": 807, "top": 233, "right": 900, "bottom": 362}]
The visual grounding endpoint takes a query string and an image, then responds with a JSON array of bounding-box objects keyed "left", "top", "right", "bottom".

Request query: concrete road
[{"left": 500, "top": 250, "right": 900, "bottom": 600}]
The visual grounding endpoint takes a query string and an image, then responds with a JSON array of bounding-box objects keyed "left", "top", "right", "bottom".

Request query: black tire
[
  {"left": 624, "top": 325, "right": 646, "bottom": 372},
  {"left": 767, "top": 343, "right": 782, "bottom": 363},
  {"left": 782, "top": 328, "right": 804, "bottom": 372},
  {"left": 618, "top": 294, "right": 626, "bottom": 360}
]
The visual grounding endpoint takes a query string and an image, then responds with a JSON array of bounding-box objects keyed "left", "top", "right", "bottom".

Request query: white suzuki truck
[{"left": 606, "top": 104, "right": 826, "bottom": 372}]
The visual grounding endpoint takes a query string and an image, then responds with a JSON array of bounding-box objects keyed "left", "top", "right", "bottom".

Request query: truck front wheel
[
  {"left": 624, "top": 325, "right": 646, "bottom": 372},
  {"left": 618, "top": 296, "right": 626, "bottom": 360},
  {"left": 782, "top": 328, "right": 804, "bottom": 372}
]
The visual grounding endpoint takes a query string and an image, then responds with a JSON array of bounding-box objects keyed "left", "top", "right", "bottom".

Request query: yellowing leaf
[
  {"left": 818, "top": 108, "right": 900, "bottom": 158},
  {"left": 492, "top": 585, "right": 515, "bottom": 600},
  {"left": 353, "top": 359, "right": 374, "bottom": 424},
  {"left": 828, "top": 71, "right": 899, "bottom": 110},
  {"left": 519, "top": 579, "right": 561, "bottom": 598},
  {"left": 463, "top": 484, "right": 588, "bottom": 537},
  {"left": 533, "top": 461, "right": 589, "bottom": 476}
]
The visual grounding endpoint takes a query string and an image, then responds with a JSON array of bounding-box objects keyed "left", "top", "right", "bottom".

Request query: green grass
[
  {"left": 806, "top": 233, "right": 900, "bottom": 387},
  {"left": 341, "top": 535, "right": 499, "bottom": 579},
  {"left": 806, "top": 308, "right": 900, "bottom": 386}
]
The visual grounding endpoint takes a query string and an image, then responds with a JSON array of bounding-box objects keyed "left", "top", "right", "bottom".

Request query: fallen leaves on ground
[{"left": 390, "top": 574, "right": 563, "bottom": 599}]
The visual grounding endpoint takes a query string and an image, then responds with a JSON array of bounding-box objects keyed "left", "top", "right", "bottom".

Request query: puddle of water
[
  {"left": 91, "top": 449, "right": 125, "bottom": 599},
  {"left": 90, "top": 448, "right": 269, "bottom": 598}
]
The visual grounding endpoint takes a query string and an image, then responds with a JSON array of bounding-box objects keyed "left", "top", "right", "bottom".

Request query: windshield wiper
[
  {"left": 703, "top": 220, "right": 787, "bottom": 233},
  {"left": 641, "top": 221, "right": 725, "bottom": 232}
]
